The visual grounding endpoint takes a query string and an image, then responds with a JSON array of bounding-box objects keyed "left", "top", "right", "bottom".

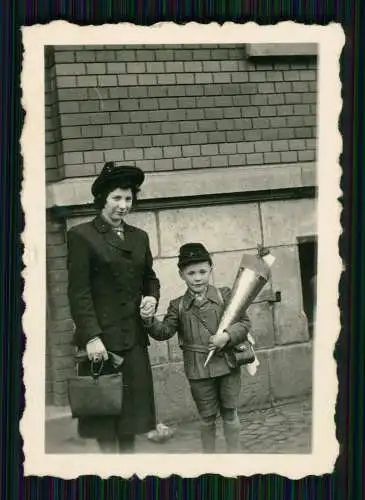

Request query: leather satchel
[
  {"left": 231, "top": 340, "right": 255, "bottom": 366},
  {"left": 67, "top": 353, "right": 124, "bottom": 418}
]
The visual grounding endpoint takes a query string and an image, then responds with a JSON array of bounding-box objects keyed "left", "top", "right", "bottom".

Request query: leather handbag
[{"left": 67, "top": 353, "right": 124, "bottom": 418}]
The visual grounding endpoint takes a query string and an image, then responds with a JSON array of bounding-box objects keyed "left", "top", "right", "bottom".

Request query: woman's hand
[
  {"left": 208, "top": 331, "right": 230, "bottom": 351},
  {"left": 140, "top": 296, "right": 157, "bottom": 319},
  {"left": 86, "top": 337, "right": 108, "bottom": 362}
]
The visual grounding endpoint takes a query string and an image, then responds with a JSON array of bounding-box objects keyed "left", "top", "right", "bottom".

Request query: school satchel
[
  {"left": 231, "top": 339, "right": 255, "bottom": 366},
  {"left": 67, "top": 353, "right": 124, "bottom": 418}
]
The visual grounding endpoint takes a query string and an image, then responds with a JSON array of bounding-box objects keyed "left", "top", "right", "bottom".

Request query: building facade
[{"left": 45, "top": 43, "right": 317, "bottom": 422}]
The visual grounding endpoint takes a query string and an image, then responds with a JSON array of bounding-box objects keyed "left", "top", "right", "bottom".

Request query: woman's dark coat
[
  {"left": 67, "top": 215, "right": 160, "bottom": 438},
  {"left": 67, "top": 215, "right": 160, "bottom": 350}
]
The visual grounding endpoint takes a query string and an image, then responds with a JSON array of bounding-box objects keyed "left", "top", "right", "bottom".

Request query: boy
[{"left": 141, "top": 243, "right": 251, "bottom": 453}]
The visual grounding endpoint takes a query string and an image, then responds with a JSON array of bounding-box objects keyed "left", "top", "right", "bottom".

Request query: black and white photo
[{"left": 21, "top": 22, "right": 342, "bottom": 478}]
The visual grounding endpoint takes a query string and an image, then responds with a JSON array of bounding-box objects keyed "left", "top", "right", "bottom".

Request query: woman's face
[{"left": 101, "top": 187, "right": 133, "bottom": 225}]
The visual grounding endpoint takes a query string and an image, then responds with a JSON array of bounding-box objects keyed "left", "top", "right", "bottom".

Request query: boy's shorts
[{"left": 189, "top": 369, "right": 241, "bottom": 419}]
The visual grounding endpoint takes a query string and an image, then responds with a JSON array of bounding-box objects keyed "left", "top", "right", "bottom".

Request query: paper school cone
[{"left": 204, "top": 251, "right": 276, "bottom": 368}]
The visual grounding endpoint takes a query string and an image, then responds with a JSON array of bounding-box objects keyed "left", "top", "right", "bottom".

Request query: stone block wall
[
  {"left": 47, "top": 196, "right": 315, "bottom": 418},
  {"left": 45, "top": 44, "right": 317, "bottom": 182}
]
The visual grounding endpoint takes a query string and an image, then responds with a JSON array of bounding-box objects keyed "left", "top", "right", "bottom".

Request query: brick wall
[
  {"left": 46, "top": 215, "right": 75, "bottom": 404},
  {"left": 45, "top": 47, "right": 64, "bottom": 182},
  {"left": 46, "top": 44, "right": 317, "bottom": 182}
]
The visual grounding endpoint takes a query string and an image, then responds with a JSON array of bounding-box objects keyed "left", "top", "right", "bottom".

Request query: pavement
[{"left": 45, "top": 397, "right": 312, "bottom": 454}]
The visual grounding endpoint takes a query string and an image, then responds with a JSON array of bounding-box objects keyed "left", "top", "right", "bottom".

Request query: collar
[
  {"left": 93, "top": 215, "right": 132, "bottom": 234},
  {"left": 92, "top": 215, "right": 133, "bottom": 252},
  {"left": 182, "top": 285, "right": 223, "bottom": 310}
]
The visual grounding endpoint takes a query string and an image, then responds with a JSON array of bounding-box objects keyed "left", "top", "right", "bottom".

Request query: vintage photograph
[
  {"left": 44, "top": 41, "right": 317, "bottom": 454},
  {"left": 21, "top": 22, "right": 342, "bottom": 478}
]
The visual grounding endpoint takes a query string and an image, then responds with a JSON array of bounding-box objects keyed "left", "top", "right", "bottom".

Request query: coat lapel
[
  {"left": 206, "top": 285, "right": 224, "bottom": 305},
  {"left": 182, "top": 290, "right": 195, "bottom": 310},
  {"left": 93, "top": 216, "right": 133, "bottom": 254}
]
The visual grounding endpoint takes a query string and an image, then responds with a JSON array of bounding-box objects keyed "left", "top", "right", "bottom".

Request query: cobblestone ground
[{"left": 45, "top": 397, "right": 312, "bottom": 454}]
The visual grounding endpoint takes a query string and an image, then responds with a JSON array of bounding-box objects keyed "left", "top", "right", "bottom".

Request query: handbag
[{"left": 67, "top": 353, "right": 124, "bottom": 418}]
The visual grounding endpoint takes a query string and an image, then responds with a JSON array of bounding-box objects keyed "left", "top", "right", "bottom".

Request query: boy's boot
[
  {"left": 223, "top": 417, "right": 242, "bottom": 453},
  {"left": 200, "top": 420, "right": 216, "bottom": 453}
]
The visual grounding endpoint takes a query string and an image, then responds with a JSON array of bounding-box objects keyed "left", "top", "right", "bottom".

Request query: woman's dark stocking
[
  {"left": 97, "top": 438, "right": 118, "bottom": 454},
  {"left": 118, "top": 434, "right": 136, "bottom": 453}
]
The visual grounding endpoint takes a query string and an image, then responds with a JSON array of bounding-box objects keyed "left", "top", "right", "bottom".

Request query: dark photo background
[{"left": 0, "top": 2, "right": 362, "bottom": 498}]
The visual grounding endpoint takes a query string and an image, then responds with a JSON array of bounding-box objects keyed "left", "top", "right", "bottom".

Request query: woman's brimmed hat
[
  {"left": 91, "top": 162, "right": 145, "bottom": 197},
  {"left": 178, "top": 243, "right": 212, "bottom": 269}
]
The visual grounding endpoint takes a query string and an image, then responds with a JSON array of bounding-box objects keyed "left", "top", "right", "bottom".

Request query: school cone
[{"left": 204, "top": 247, "right": 276, "bottom": 368}]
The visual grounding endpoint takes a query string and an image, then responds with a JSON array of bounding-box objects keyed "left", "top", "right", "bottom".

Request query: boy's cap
[{"left": 178, "top": 243, "right": 212, "bottom": 269}]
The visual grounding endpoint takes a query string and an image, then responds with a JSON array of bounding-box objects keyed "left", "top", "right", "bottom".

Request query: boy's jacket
[{"left": 148, "top": 285, "right": 251, "bottom": 380}]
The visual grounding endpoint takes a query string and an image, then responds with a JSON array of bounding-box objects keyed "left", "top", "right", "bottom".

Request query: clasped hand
[
  {"left": 140, "top": 296, "right": 157, "bottom": 320},
  {"left": 208, "top": 331, "right": 230, "bottom": 351}
]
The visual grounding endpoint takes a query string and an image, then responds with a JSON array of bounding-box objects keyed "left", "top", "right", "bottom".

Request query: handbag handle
[
  {"left": 90, "top": 359, "right": 104, "bottom": 380},
  {"left": 75, "top": 350, "right": 124, "bottom": 369}
]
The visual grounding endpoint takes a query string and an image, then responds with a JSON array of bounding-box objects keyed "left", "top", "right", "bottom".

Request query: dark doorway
[{"left": 297, "top": 236, "right": 317, "bottom": 339}]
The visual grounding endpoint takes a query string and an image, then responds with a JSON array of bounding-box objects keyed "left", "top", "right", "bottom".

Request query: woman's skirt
[{"left": 77, "top": 343, "right": 156, "bottom": 440}]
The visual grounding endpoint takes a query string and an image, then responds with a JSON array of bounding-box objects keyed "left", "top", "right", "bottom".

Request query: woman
[{"left": 67, "top": 162, "right": 160, "bottom": 453}]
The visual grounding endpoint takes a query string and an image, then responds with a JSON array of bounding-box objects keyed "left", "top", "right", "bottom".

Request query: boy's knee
[
  {"left": 221, "top": 407, "right": 238, "bottom": 422},
  {"left": 201, "top": 414, "right": 217, "bottom": 426}
]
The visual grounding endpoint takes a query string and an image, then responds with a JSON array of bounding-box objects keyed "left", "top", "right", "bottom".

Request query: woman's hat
[
  {"left": 178, "top": 243, "right": 212, "bottom": 269},
  {"left": 91, "top": 162, "right": 145, "bottom": 197}
]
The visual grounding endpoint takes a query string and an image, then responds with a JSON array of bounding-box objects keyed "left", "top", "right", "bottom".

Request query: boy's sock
[
  {"left": 200, "top": 415, "right": 217, "bottom": 453},
  {"left": 221, "top": 408, "right": 241, "bottom": 453}
]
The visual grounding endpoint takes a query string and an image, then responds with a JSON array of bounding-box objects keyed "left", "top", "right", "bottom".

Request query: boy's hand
[
  {"left": 209, "top": 331, "right": 230, "bottom": 351},
  {"left": 140, "top": 296, "right": 157, "bottom": 319}
]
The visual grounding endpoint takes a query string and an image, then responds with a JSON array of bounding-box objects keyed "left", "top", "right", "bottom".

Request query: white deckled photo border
[{"left": 20, "top": 21, "right": 343, "bottom": 479}]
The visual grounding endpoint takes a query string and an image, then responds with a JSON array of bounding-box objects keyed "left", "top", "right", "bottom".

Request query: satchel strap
[
  {"left": 215, "top": 287, "right": 224, "bottom": 306},
  {"left": 181, "top": 344, "right": 210, "bottom": 354}
]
